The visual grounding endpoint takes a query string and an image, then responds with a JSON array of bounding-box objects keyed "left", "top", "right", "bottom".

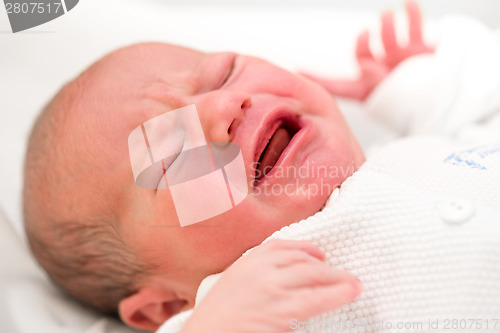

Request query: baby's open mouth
[{"left": 254, "top": 120, "right": 300, "bottom": 184}]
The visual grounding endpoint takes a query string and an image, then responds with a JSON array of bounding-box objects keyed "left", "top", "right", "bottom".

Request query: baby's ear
[{"left": 118, "top": 287, "right": 189, "bottom": 331}]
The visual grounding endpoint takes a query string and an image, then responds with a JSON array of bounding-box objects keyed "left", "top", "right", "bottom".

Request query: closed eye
[{"left": 220, "top": 54, "right": 236, "bottom": 88}]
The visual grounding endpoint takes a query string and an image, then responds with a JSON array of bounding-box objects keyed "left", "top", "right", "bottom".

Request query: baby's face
[{"left": 75, "top": 43, "right": 363, "bottom": 288}]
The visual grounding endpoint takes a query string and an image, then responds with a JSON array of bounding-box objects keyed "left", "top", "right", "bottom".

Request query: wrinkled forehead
[
  {"left": 91, "top": 42, "right": 207, "bottom": 94},
  {"left": 73, "top": 43, "right": 204, "bottom": 135}
]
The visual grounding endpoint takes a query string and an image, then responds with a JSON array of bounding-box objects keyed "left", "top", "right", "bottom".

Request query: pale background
[
  {"left": 1, "top": 0, "right": 499, "bottom": 238},
  {"left": 152, "top": 0, "right": 500, "bottom": 28}
]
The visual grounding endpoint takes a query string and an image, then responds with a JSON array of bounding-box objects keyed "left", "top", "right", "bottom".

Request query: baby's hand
[
  {"left": 303, "top": 0, "right": 433, "bottom": 101},
  {"left": 182, "top": 240, "right": 362, "bottom": 333}
]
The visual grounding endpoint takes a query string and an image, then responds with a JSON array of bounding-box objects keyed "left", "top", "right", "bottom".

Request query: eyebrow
[
  {"left": 219, "top": 54, "right": 237, "bottom": 88},
  {"left": 182, "top": 52, "right": 238, "bottom": 95}
]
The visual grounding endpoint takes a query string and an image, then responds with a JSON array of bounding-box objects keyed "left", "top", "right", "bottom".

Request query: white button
[{"left": 440, "top": 198, "right": 475, "bottom": 225}]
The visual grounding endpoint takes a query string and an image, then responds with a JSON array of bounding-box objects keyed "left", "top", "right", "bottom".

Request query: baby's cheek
[
  {"left": 180, "top": 202, "right": 277, "bottom": 268},
  {"left": 179, "top": 166, "right": 336, "bottom": 271}
]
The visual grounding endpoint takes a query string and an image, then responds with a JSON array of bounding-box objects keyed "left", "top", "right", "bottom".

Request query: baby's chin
[
  {"left": 287, "top": 153, "right": 354, "bottom": 210},
  {"left": 267, "top": 176, "right": 338, "bottom": 221}
]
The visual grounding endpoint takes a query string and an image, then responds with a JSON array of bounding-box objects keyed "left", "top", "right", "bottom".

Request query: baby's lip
[{"left": 251, "top": 109, "right": 302, "bottom": 185}]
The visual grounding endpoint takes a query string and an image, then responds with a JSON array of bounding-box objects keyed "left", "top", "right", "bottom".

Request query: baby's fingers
[
  {"left": 281, "top": 262, "right": 359, "bottom": 289},
  {"left": 305, "top": 281, "right": 361, "bottom": 315},
  {"left": 284, "top": 279, "right": 362, "bottom": 321},
  {"left": 356, "top": 29, "right": 374, "bottom": 62},
  {"left": 381, "top": 9, "right": 398, "bottom": 55},
  {"left": 260, "top": 239, "right": 325, "bottom": 261},
  {"left": 406, "top": 0, "right": 423, "bottom": 44}
]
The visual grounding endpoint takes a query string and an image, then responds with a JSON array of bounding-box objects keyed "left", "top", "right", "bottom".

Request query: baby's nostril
[
  {"left": 241, "top": 98, "right": 251, "bottom": 110},
  {"left": 228, "top": 118, "right": 242, "bottom": 137},
  {"left": 228, "top": 119, "right": 235, "bottom": 135}
]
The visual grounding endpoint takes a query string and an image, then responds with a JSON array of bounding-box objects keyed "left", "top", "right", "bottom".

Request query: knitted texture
[{"left": 266, "top": 137, "right": 500, "bottom": 332}]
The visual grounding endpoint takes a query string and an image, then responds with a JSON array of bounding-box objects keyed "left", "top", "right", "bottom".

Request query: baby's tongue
[{"left": 256, "top": 128, "right": 291, "bottom": 182}]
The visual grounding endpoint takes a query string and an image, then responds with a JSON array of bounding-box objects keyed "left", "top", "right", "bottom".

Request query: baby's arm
[{"left": 180, "top": 240, "right": 362, "bottom": 333}]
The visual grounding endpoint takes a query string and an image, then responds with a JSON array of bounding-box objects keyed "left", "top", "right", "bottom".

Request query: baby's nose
[{"left": 197, "top": 90, "right": 251, "bottom": 142}]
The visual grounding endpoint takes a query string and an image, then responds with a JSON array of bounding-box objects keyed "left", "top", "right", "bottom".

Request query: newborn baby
[
  {"left": 23, "top": 41, "right": 365, "bottom": 329},
  {"left": 22, "top": 1, "right": 499, "bottom": 332},
  {"left": 23, "top": 29, "right": 366, "bottom": 333}
]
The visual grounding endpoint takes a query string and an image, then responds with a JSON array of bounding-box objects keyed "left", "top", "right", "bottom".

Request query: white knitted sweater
[
  {"left": 267, "top": 137, "right": 500, "bottom": 332},
  {"left": 158, "top": 16, "right": 500, "bottom": 333}
]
